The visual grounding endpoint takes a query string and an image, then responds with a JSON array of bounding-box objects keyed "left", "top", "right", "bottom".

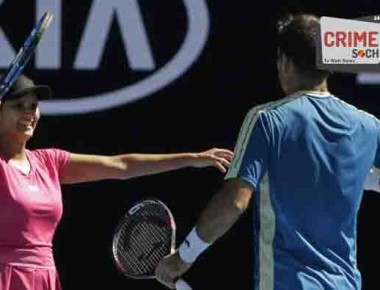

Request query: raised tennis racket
[
  {"left": 112, "top": 198, "right": 192, "bottom": 290},
  {"left": 0, "top": 11, "right": 54, "bottom": 99}
]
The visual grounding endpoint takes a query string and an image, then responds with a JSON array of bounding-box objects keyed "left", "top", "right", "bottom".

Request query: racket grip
[{"left": 175, "top": 279, "right": 192, "bottom": 290}]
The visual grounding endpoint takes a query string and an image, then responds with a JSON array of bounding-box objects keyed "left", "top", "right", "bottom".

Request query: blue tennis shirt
[{"left": 225, "top": 92, "right": 380, "bottom": 290}]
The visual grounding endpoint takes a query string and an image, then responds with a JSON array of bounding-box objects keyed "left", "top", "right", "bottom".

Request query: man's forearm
[{"left": 195, "top": 179, "right": 253, "bottom": 243}]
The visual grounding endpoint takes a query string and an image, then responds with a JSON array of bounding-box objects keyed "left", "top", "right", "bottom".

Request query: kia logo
[{"left": 0, "top": 0, "right": 210, "bottom": 115}]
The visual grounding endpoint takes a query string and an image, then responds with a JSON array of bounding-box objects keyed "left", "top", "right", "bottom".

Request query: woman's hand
[{"left": 191, "top": 148, "right": 233, "bottom": 173}]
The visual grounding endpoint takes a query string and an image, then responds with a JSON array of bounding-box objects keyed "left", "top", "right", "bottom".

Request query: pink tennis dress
[{"left": 0, "top": 149, "right": 70, "bottom": 290}]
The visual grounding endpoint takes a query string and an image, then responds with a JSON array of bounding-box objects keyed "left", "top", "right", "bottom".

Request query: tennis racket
[
  {"left": 112, "top": 198, "right": 192, "bottom": 290},
  {"left": 0, "top": 11, "right": 54, "bottom": 99}
]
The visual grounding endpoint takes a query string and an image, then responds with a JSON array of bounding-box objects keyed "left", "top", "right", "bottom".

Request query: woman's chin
[{"left": 17, "top": 130, "right": 34, "bottom": 141}]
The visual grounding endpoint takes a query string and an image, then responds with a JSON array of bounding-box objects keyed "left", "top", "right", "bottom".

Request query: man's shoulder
[
  {"left": 247, "top": 92, "right": 305, "bottom": 117},
  {"left": 332, "top": 96, "right": 380, "bottom": 124}
]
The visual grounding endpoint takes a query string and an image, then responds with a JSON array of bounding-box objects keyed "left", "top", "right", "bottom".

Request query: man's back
[
  {"left": 153, "top": 13, "right": 380, "bottom": 290},
  {"left": 227, "top": 91, "right": 380, "bottom": 289}
]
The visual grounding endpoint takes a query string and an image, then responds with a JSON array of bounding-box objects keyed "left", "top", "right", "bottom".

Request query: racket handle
[{"left": 175, "top": 279, "right": 192, "bottom": 290}]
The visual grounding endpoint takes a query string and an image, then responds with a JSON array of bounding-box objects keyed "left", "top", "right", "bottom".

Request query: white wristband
[{"left": 178, "top": 227, "right": 211, "bottom": 264}]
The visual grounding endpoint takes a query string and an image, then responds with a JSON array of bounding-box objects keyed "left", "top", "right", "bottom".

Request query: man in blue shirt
[{"left": 156, "top": 14, "right": 380, "bottom": 289}]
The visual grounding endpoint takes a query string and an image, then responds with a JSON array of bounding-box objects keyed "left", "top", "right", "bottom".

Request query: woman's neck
[{"left": 0, "top": 136, "right": 27, "bottom": 161}]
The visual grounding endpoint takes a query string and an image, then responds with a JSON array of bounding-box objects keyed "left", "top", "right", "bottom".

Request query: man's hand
[{"left": 155, "top": 251, "right": 192, "bottom": 289}]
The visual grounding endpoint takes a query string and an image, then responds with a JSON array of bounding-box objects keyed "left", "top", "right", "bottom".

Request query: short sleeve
[
  {"left": 225, "top": 108, "right": 270, "bottom": 189},
  {"left": 33, "top": 148, "right": 71, "bottom": 180}
]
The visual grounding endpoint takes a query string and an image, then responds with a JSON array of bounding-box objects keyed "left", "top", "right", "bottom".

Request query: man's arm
[
  {"left": 155, "top": 178, "right": 254, "bottom": 289},
  {"left": 194, "top": 178, "right": 253, "bottom": 243},
  {"left": 155, "top": 109, "right": 268, "bottom": 288}
]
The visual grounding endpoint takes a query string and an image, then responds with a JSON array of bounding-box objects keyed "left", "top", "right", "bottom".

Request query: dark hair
[{"left": 277, "top": 13, "right": 330, "bottom": 81}]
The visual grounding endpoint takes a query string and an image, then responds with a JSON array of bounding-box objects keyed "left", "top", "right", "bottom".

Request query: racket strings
[
  {"left": 120, "top": 222, "right": 169, "bottom": 275},
  {"left": 114, "top": 203, "right": 174, "bottom": 277},
  {"left": 114, "top": 229, "right": 152, "bottom": 275}
]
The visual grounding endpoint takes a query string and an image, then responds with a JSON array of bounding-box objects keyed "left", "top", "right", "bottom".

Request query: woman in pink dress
[{"left": 0, "top": 74, "right": 233, "bottom": 290}]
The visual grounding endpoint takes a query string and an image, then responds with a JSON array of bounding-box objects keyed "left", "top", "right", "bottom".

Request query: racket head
[
  {"left": 0, "top": 12, "right": 54, "bottom": 99},
  {"left": 112, "top": 198, "right": 177, "bottom": 279}
]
